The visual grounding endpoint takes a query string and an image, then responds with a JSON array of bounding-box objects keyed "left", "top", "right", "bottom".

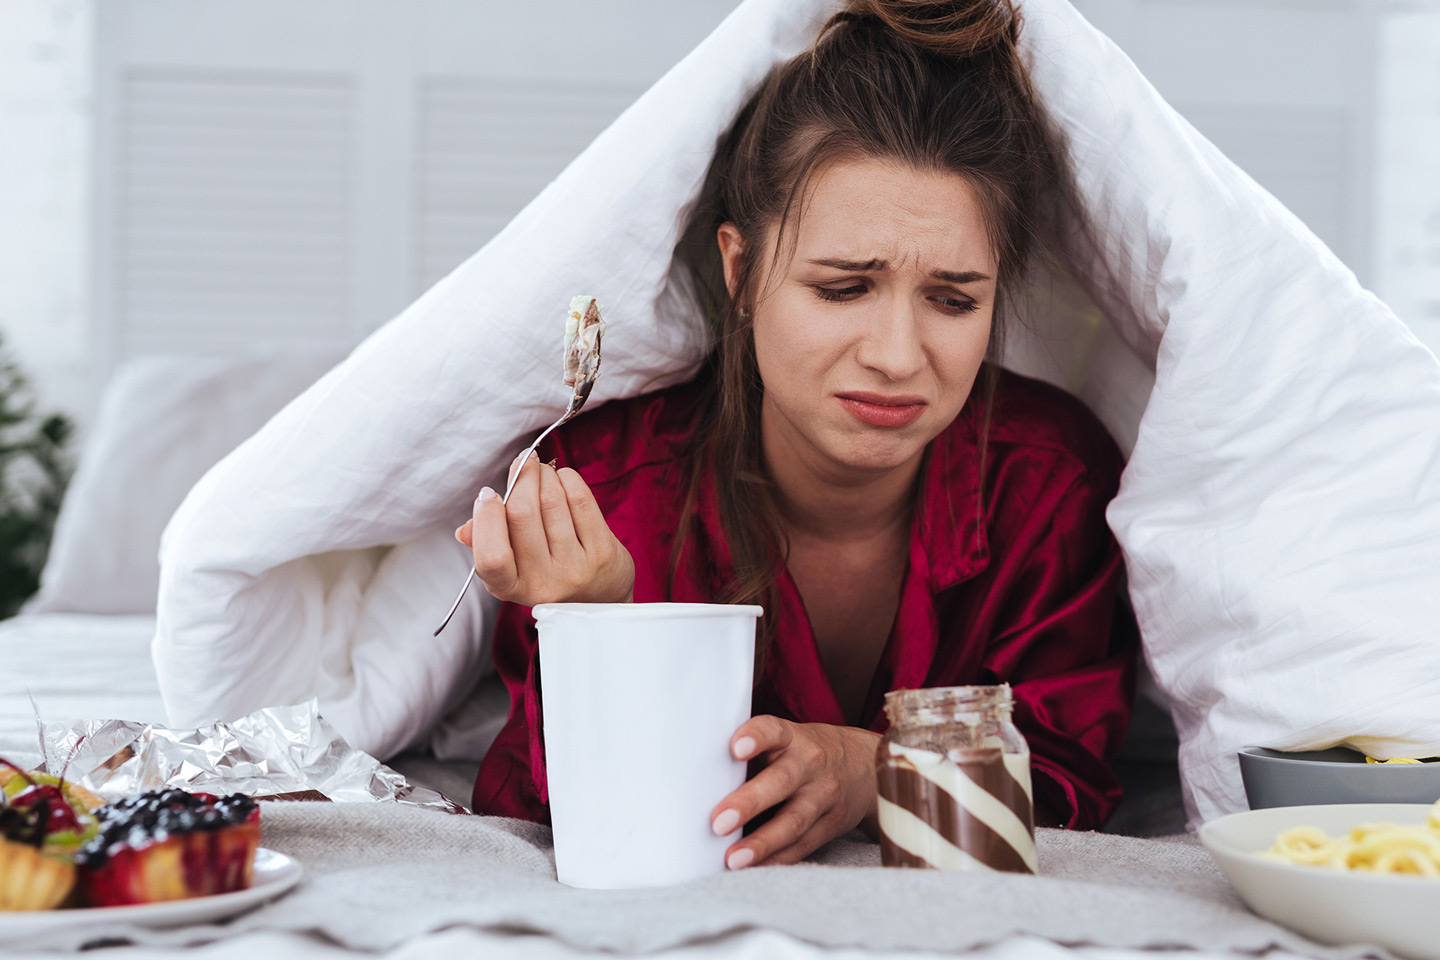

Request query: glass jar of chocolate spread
[{"left": 875, "top": 684, "right": 1036, "bottom": 874}]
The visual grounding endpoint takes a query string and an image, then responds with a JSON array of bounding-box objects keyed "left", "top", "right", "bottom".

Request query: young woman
[{"left": 458, "top": 0, "right": 1136, "bottom": 868}]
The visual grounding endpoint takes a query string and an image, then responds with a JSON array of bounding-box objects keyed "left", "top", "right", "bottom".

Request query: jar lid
[{"left": 884, "top": 684, "right": 1012, "bottom": 725}]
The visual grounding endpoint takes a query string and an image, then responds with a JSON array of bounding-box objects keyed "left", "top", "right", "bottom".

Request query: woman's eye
[
  {"left": 933, "top": 296, "right": 980, "bottom": 316},
  {"left": 813, "top": 284, "right": 866, "bottom": 302}
]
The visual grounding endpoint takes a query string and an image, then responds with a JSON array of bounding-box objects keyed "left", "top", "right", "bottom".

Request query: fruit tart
[
  {"left": 0, "top": 759, "right": 103, "bottom": 911},
  {"left": 76, "top": 789, "right": 260, "bottom": 906}
]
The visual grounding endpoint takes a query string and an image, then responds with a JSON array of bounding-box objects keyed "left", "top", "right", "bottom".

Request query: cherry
[
  {"left": 12, "top": 784, "right": 83, "bottom": 834},
  {"left": 3, "top": 754, "right": 91, "bottom": 838}
]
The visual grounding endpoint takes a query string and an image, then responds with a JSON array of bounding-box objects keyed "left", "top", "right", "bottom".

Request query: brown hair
[{"left": 670, "top": 0, "right": 1060, "bottom": 657}]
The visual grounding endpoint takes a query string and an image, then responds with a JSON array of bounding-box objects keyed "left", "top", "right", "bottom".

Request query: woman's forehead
[{"left": 784, "top": 157, "right": 996, "bottom": 275}]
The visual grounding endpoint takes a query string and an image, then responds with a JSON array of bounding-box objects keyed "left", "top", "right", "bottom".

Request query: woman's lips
[{"left": 836, "top": 392, "right": 928, "bottom": 428}]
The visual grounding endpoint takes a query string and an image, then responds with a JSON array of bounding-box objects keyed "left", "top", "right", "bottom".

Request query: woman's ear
[{"left": 716, "top": 222, "right": 745, "bottom": 301}]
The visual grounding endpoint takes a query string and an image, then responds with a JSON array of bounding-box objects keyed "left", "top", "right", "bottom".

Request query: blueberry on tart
[
  {"left": 76, "top": 789, "right": 260, "bottom": 906},
  {"left": 0, "top": 758, "right": 102, "bottom": 911}
]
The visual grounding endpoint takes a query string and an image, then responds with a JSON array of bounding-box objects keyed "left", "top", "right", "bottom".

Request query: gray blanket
[{"left": 16, "top": 804, "right": 1391, "bottom": 957}]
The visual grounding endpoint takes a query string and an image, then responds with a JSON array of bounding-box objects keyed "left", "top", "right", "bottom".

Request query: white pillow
[
  {"left": 155, "top": 0, "right": 1440, "bottom": 830},
  {"left": 29, "top": 349, "right": 342, "bottom": 615}
]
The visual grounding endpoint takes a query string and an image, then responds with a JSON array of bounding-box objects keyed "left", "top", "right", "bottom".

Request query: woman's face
[{"left": 719, "top": 156, "right": 997, "bottom": 479}]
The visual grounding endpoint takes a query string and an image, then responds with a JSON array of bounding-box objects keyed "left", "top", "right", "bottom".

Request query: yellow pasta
[
  {"left": 1270, "top": 825, "right": 1341, "bottom": 865},
  {"left": 1261, "top": 800, "right": 1440, "bottom": 877},
  {"left": 1373, "top": 848, "right": 1440, "bottom": 876}
]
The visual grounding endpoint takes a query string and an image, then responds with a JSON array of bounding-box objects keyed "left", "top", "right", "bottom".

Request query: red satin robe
[{"left": 471, "top": 369, "right": 1137, "bottom": 829}]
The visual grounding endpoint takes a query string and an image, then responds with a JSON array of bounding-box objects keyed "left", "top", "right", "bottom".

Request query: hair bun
[{"left": 844, "top": 0, "right": 1019, "bottom": 57}]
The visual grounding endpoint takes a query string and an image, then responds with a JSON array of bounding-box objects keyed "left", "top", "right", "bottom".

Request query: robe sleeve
[
  {"left": 978, "top": 469, "right": 1138, "bottom": 830},
  {"left": 469, "top": 599, "right": 553, "bottom": 821}
]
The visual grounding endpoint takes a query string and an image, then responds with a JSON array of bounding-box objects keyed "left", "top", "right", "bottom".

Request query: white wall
[{"left": 0, "top": 0, "right": 93, "bottom": 420}]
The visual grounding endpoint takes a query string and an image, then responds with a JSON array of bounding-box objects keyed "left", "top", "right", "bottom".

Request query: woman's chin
[{"left": 820, "top": 433, "right": 928, "bottom": 476}]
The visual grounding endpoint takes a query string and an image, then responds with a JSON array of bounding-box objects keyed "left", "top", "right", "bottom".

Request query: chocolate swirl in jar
[{"left": 876, "top": 685, "right": 1036, "bottom": 873}]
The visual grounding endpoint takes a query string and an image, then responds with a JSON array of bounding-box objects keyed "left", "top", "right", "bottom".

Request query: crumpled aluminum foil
[{"left": 37, "top": 700, "right": 465, "bottom": 814}]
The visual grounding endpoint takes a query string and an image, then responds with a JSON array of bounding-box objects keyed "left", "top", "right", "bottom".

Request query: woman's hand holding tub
[
  {"left": 712, "top": 716, "right": 881, "bottom": 869},
  {"left": 456, "top": 451, "right": 635, "bottom": 605}
]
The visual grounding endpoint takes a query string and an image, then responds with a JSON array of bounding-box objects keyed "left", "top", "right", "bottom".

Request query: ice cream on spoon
[{"left": 564, "top": 295, "right": 604, "bottom": 398}]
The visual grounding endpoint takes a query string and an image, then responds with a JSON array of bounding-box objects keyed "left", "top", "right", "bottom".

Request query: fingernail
[
  {"left": 733, "top": 737, "right": 756, "bottom": 760},
  {"left": 477, "top": 486, "right": 498, "bottom": 503},
  {"left": 527, "top": 450, "right": 539, "bottom": 461},
  {"left": 727, "top": 847, "right": 754, "bottom": 871},
  {"left": 712, "top": 808, "right": 740, "bottom": 836}
]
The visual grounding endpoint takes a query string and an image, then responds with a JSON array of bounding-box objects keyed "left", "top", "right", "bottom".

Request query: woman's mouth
[{"left": 836, "top": 392, "right": 928, "bottom": 428}]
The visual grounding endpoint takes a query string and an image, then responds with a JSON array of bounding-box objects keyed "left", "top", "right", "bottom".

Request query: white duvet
[{"left": 155, "top": 0, "right": 1440, "bottom": 826}]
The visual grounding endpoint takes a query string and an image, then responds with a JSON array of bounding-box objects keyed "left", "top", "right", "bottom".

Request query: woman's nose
[{"left": 855, "top": 296, "right": 925, "bottom": 382}]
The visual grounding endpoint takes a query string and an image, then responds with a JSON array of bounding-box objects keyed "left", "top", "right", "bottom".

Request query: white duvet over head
[{"left": 155, "top": 0, "right": 1440, "bottom": 827}]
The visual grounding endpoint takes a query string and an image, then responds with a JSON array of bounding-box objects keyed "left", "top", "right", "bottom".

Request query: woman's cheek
[
  {"left": 932, "top": 312, "right": 991, "bottom": 401},
  {"left": 754, "top": 301, "right": 838, "bottom": 391}
]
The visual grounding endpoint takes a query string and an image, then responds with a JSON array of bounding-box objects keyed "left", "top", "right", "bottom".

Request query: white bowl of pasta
[{"left": 1200, "top": 802, "right": 1440, "bottom": 960}]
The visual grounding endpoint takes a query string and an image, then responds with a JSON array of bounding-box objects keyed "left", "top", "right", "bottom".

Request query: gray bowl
[{"left": 1239, "top": 746, "right": 1440, "bottom": 809}]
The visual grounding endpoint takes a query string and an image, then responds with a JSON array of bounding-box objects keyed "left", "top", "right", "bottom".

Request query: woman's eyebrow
[
  {"left": 805, "top": 257, "right": 990, "bottom": 283},
  {"left": 807, "top": 257, "right": 886, "bottom": 272},
  {"left": 931, "top": 268, "right": 991, "bottom": 284}
]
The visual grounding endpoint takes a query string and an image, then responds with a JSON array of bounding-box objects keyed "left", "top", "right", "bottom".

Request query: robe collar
[{"left": 914, "top": 392, "right": 991, "bottom": 591}]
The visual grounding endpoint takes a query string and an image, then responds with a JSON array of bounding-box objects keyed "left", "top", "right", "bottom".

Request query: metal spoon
[{"left": 433, "top": 301, "right": 603, "bottom": 637}]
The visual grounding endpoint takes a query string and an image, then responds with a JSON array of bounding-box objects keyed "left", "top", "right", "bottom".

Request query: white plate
[
  {"left": 1200, "top": 804, "right": 1440, "bottom": 960},
  {"left": 0, "top": 847, "right": 302, "bottom": 936}
]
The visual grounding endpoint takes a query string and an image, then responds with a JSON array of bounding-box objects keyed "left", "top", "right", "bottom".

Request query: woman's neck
[{"left": 760, "top": 398, "right": 923, "bottom": 544}]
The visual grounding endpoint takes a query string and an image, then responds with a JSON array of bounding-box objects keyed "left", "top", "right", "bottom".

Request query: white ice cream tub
[{"left": 533, "top": 601, "right": 761, "bottom": 888}]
